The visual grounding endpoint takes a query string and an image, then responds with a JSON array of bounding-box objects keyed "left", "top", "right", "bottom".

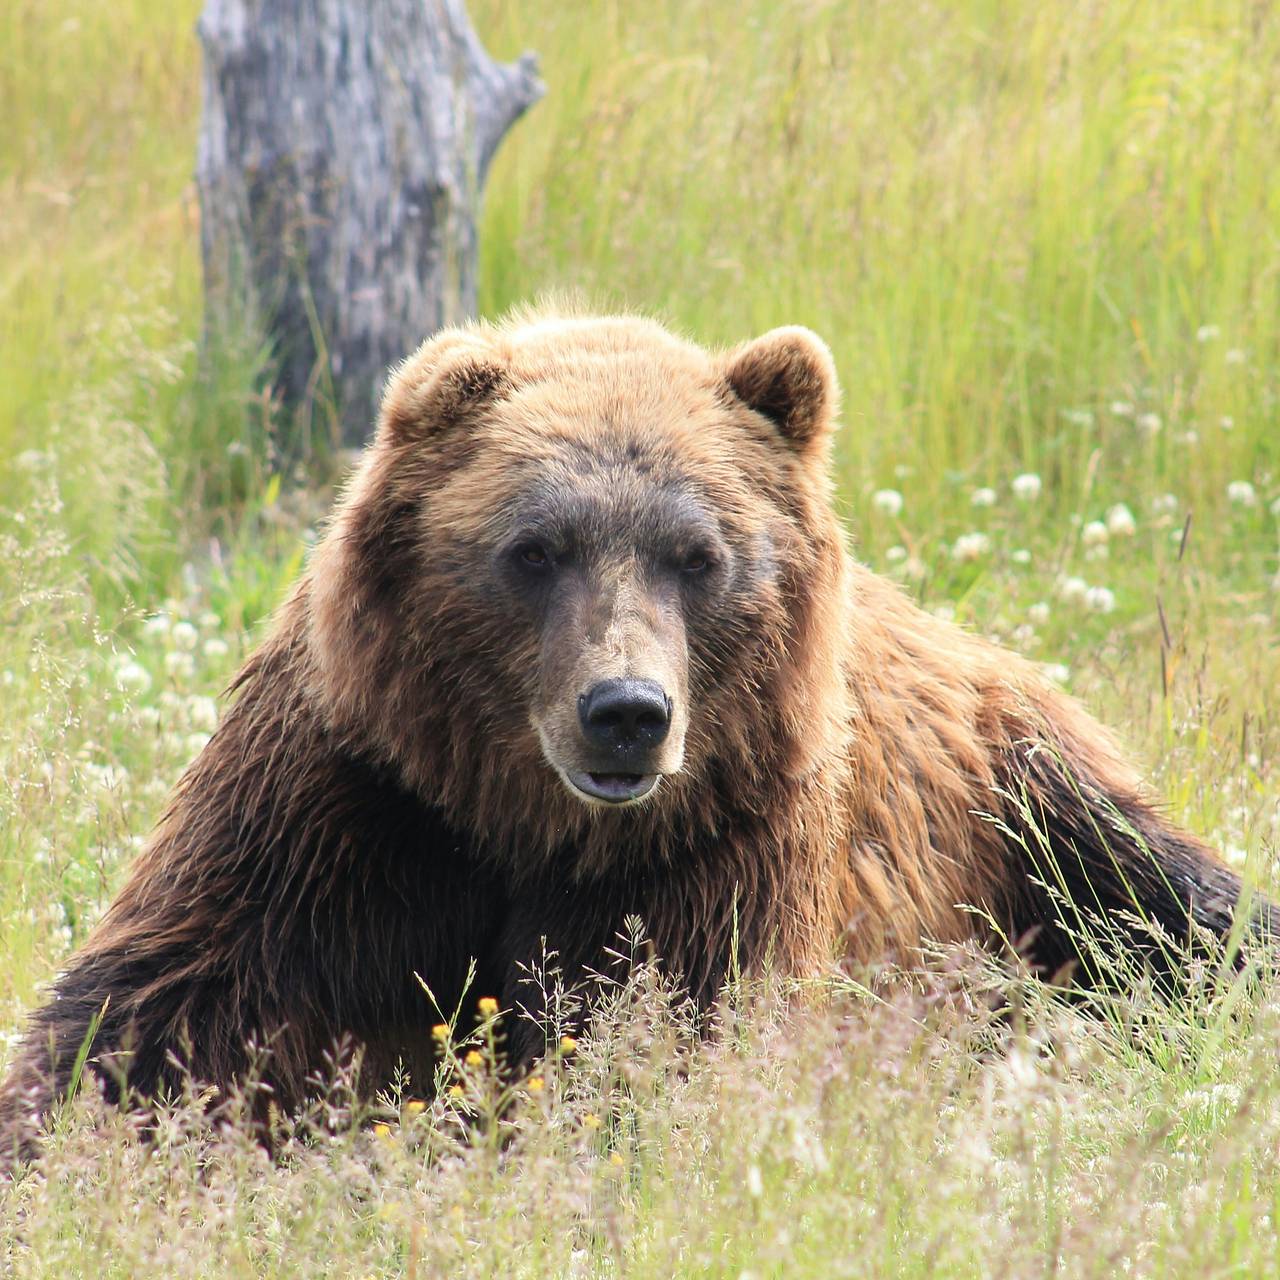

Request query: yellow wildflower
[
  {"left": 405, "top": 1099, "right": 426, "bottom": 1116},
  {"left": 559, "top": 1034, "right": 577, "bottom": 1054},
  {"left": 477, "top": 996, "right": 499, "bottom": 1016},
  {"left": 582, "top": 1113, "right": 602, "bottom": 1131},
  {"left": 464, "top": 1049, "right": 485, "bottom": 1069},
  {"left": 449, "top": 1084, "right": 464, "bottom": 1099},
  {"left": 431, "top": 1023, "right": 449, "bottom": 1042},
  {"left": 526, "top": 1075, "right": 545, "bottom": 1093},
  {"left": 373, "top": 1122, "right": 393, "bottom": 1141}
]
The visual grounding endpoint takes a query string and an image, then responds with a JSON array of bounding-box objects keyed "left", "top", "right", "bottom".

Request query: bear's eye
[
  {"left": 517, "top": 543, "right": 551, "bottom": 570},
  {"left": 681, "top": 552, "right": 711, "bottom": 575}
]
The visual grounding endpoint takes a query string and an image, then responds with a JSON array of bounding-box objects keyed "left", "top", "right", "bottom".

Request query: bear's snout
[
  {"left": 578, "top": 678, "right": 672, "bottom": 754},
  {"left": 561, "top": 678, "right": 674, "bottom": 804}
]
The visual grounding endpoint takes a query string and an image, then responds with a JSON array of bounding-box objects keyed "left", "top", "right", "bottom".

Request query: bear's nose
[{"left": 578, "top": 678, "right": 672, "bottom": 754}]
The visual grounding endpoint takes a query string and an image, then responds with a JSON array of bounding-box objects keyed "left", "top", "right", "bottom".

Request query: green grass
[{"left": 2, "top": 0, "right": 1280, "bottom": 1274}]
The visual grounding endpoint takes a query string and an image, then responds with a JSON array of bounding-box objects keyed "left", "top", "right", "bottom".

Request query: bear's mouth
[{"left": 565, "top": 770, "right": 660, "bottom": 805}]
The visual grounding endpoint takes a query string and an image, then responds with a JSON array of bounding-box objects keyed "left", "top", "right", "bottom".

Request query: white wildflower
[
  {"left": 951, "top": 532, "right": 991, "bottom": 561},
  {"left": 970, "top": 487, "right": 997, "bottom": 508},
  {"left": 1151, "top": 493, "right": 1179, "bottom": 515},
  {"left": 1011, "top": 473, "right": 1042, "bottom": 502},
  {"left": 1029, "top": 602, "right": 1050, "bottom": 625},
  {"left": 203, "top": 637, "right": 230, "bottom": 659},
  {"left": 1110, "top": 400, "right": 1134, "bottom": 417},
  {"left": 187, "top": 695, "right": 219, "bottom": 733},
  {"left": 1081, "top": 520, "right": 1109, "bottom": 547},
  {"left": 1043, "top": 662, "right": 1071, "bottom": 685},
  {"left": 1219, "top": 416, "right": 1234, "bottom": 430},
  {"left": 1058, "top": 575, "right": 1088, "bottom": 604},
  {"left": 1270, "top": 496, "right": 1280, "bottom": 518},
  {"left": 142, "top": 613, "right": 172, "bottom": 638},
  {"left": 185, "top": 732, "right": 211, "bottom": 758},
  {"left": 872, "top": 489, "right": 904, "bottom": 517},
  {"left": 163, "top": 651, "right": 196, "bottom": 680},
  {"left": 1225, "top": 348, "right": 1246, "bottom": 365},
  {"left": 1106, "top": 503, "right": 1136, "bottom": 537},
  {"left": 885, "top": 545, "right": 907, "bottom": 563},
  {"left": 1085, "top": 585, "right": 1116, "bottom": 613},
  {"left": 745, "top": 1165, "right": 764, "bottom": 1198},
  {"left": 1011, "top": 548, "right": 1031, "bottom": 565},
  {"left": 198, "top": 610, "right": 220, "bottom": 630},
  {"left": 113, "top": 660, "right": 152, "bottom": 695},
  {"left": 15, "top": 449, "right": 53, "bottom": 472},
  {"left": 1196, "top": 324, "right": 1220, "bottom": 343},
  {"left": 1227, "top": 480, "right": 1257, "bottom": 507},
  {"left": 170, "top": 621, "right": 199, "bottom": 651},
  {"left": 1136, "top": 412, "right": 1162, "bottom": 437}
]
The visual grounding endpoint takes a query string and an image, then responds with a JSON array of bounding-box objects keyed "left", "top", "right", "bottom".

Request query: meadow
[{"left": 2, "top": 0, "right": 1279, "bottom": 1273}]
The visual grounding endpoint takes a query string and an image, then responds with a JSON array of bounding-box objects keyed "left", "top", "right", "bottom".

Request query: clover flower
[
  {"left": 951, "top": 532, "right": 990, "bottom": 562},
  {"left": 170, "top": 621, "right": 199, "bottom": 652},
  {"left": 113, "top": 659, "right": 152, "bottom": 695},
  {"left": 1085, "top": 586, "right": 1116, "bottom": 614},
  {"left": 1057, "top": 576, "right": 1088, "bottom": 604},
  {"left": 1105, "top": 504, "right": 1136, "bottom": 537},
  {"left": 872, "top": 489, "right": 904, "bottom": 517},
  {"left": 1011, "top": 473, "right": 1042, "bottom": 502}
]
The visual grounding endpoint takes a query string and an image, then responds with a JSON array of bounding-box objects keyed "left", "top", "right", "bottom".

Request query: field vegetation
[{"left": 2, "top": 0, "right": 1278, "bottom": 1274}]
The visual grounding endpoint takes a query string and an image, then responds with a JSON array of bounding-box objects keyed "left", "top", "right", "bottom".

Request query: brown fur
[{"left": 0, "top": 308, "right": 1263, "bottom": 1162}]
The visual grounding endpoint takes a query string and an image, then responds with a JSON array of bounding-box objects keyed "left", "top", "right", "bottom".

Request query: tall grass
[
  {"left": 2, "top": 0, "right": 1279, "bottom": 1274},
  {"left": 477, "top": 0, "right": 1280, "bottom": 520}
]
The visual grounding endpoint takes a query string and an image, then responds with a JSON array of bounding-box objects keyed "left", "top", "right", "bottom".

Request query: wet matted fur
[{"left": 0, "top": 309, "right": 1265, "bottom": 1161}]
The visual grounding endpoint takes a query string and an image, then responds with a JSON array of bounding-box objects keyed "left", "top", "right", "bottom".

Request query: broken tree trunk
[{"left": 196, "top": 0, "right": 542, "bottom": 448}]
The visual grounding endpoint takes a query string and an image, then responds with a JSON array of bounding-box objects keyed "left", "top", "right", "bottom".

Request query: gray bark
[{"left": 196, "top": 0, "right": 542, "bottom": 447}]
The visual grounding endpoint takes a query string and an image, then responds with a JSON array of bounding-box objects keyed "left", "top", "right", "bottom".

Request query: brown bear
[{"left": 0, "top": 308, "right": 1263, "bottom": 1159}]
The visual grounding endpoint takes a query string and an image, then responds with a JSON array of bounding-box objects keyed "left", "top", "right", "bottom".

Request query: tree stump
[{"left": 196, "top": 0, "right": 542, "bottom": 448}]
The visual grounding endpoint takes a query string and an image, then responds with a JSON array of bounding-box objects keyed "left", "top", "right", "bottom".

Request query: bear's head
[{"left": 307, "top": 312, "right": 852, "bottom": 870}]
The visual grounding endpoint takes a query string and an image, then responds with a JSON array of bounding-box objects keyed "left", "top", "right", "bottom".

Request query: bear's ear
[
  {"left": 721, "top": 326, "right": 839, "bottom": 454},
  {"left": 377, "top": 331, "right": 509, "bottom": 446}
]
